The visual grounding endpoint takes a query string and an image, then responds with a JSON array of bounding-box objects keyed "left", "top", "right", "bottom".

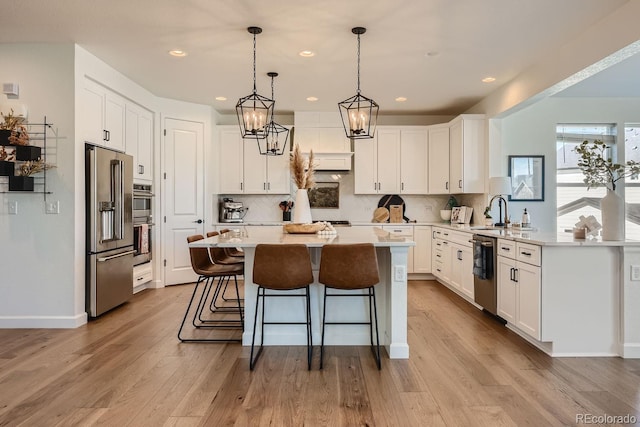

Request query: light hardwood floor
[{"left": 1, "top": 280, "right": 639, "bottom": 426}]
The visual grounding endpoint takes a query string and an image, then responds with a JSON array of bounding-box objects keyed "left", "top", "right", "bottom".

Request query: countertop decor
[{"left": 291, "top": 143, "right": 315, "bottom": 224}]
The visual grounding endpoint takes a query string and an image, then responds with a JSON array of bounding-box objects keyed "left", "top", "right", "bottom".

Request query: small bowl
[{"left": 440, "top": 210, "right": 452, "bottom": 221}]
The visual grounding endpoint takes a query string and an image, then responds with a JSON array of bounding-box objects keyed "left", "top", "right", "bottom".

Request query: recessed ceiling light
[
  {"left": 395, "top": 97, "right": 407, "bottom": 102},
  {"left": 482, "top": 76, "right": 496, "bottom": 83},
  {"left": 299, "top": 50, "right": 315, "bottom": 57},
  {"left": 169, "top": 50, "right": 187, "bottom": 57},
  {"left": 215, "top": 96, "right": 227, "bottom": 101},
  {"left": 306, "top": 96, "right": 318, "bottom": 102}
]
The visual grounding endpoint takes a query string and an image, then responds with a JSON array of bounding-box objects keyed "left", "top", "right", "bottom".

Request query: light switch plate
[
  {"left": 8, "top": 201, "right": 18, "bottom": 215},
  {"left": 631, "top": 265, "right": 640, "bottom": 281},
  {"left": 394, "top": 265, "right": 406, "bottom": 281}
]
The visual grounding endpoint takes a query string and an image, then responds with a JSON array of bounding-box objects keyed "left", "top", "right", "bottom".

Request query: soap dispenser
[{"left": 522, "top": 208, "right": 531, "bottom": 227}]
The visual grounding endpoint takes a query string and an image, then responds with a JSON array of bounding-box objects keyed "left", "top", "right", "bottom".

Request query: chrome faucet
[{"left": 489, "top": 195, "right": 509, "bottom": 227}]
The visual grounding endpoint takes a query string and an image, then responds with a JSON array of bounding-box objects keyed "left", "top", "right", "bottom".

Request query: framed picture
[
  {"left": 508, "top": 155, "right": 545, "bottom": 201},
  {"left": 308, "top": 182, "right": 339, "bottom": 208},
  {"left": 450, "top": 206, "right": 464, "bottom": 223}
]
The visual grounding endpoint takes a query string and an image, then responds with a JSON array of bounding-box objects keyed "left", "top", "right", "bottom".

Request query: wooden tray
[{"left": 283, "top": 223, "right": 325, "bottom": 234}]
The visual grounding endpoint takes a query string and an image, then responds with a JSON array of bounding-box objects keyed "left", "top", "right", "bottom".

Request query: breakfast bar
[{"left": 189, "top": 226, "right": 416, "bottom": 359}]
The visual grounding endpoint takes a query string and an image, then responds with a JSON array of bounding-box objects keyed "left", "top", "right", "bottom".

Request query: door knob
[{"left": 194, "top": 219, "right": 203, "bottom": 224}]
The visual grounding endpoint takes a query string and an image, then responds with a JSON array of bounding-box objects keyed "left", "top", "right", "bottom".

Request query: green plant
[
  {"left": 483, "top": 206, "right": 492, "bottom": 218},
  {"left": 575, "top": 139, "right": 640, "bottom": 191},
  {"left": 17, "top": 159, "right": 55, "bottom": 177},
  {"left": 443, "top": 195, "right": 459, "bottom": 210}
]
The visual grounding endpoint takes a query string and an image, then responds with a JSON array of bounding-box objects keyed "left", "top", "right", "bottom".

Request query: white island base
[{"left": 191, "top": 227, "right": 415, "bottom": 359}]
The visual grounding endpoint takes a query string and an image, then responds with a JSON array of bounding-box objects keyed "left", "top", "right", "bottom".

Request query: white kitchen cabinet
[
  {"left": 133, "top": 263, "right": 153, "bottom": 292},
  {"left": 413, "top": 226, "right": 432, "bottom": 274},
  {"left": 218, "top": 126, "right": 290, "bottom": 194},
  {"left": 450, "top": 242, "right": 474, "bottom": 298},
  {"left": 428, "top": 125, "right": 450, "bottom": 194},
  {"left": 80, "top": 78, "right": 126, "bottom": 152},
  {"left": 354, "top": 128, "right": 400, "bottom": 194},
  {"left": 449, "top": 115, "right": 485, "bottom": 194},
  {"left": 432, "top": 228, "right": 451, "bottom": 282},
  {"left": 382, "top": 225, "right": 414, "bottom": 273},
  {"left": 400, "top": 129, "right": 429, "bottom": 194},
  {"left": 295, "top": 127, "right": 350, "bottom": 153},
  {"left": 125, "top": 103, "right": 153, "bottom": 182},
  {"left": 497, "top": 239, "right": 541, "bottom": 340}
]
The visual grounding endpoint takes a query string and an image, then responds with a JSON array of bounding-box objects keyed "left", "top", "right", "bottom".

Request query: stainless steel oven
[{"left": 133, "top": 184, "right": 153, "bottom": 266}]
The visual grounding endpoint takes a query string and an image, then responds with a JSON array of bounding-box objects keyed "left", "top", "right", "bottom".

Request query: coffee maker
[{"left": 219, "top": 198, "right": 248, "bottom": 223}]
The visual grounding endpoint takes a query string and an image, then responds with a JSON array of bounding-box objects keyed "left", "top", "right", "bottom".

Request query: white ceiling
[{"left": 0, "top": 0, "right": 632, "bottom": 115}]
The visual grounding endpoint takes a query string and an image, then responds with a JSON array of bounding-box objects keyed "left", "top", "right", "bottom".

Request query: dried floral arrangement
[
  {"left": 0, "top": 146, "right": 15, "bottom": 161},
  {"left": 290, "top": 143, "right": 315, "bottom": 190},
  {"left": 0, "top": 109, "right": 30, "bottom": 145},
  {"left": 17, "top": 159, "right": 56, "bottom": 177},
  {"left": 575, "top": 139, "right": 640, "bottom": 191}
]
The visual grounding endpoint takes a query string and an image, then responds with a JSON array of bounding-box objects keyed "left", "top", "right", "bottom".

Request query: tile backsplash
[{"left": 219, "top": 172, "right": 488, "bottom": 224}]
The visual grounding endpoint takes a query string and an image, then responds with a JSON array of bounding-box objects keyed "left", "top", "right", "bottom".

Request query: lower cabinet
[
  {"left": 450, "top": 243, "right": 474, "bottom": 299},
  {"left": 497, "top": 240, "right": 541, "bottom": 340},
  {"left": 133, "top": 263, "right": 153, "bottom": 292},
  {"left": 413, "top": 226, "right": 432, "bottom": 274},
  {"left": 431, "top": 227, "right": 473, "bottom": 299}
]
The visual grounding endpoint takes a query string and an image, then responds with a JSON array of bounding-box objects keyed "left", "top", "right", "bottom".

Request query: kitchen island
[{"left": 190, "top": 226, "right": 415, "bottom": 359}]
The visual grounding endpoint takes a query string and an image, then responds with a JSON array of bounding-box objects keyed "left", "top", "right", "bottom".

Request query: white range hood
[{"left": 294, "top": 112, "right": 354, "bottom": 171}]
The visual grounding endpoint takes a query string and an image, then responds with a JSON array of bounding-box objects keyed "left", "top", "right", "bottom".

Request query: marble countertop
[{"left": 192, "top": 225, "right": 416, "bottom": 248}]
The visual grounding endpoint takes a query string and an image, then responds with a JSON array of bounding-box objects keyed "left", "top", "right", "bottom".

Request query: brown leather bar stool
[
  {"left": 206, "top": 231, "right": 244, "bottom": 311},
  {"left": 218, "top": 228, "right": 245, "bottom": 258},
  {"left": 250, "top": 244, "right": 314, "bottom": 370},
  {"left": 178, "top": 234, "right": 244, "bottom": 343},
  {"left": 319, "top": 243, "right": 381, "bottom": 369}
]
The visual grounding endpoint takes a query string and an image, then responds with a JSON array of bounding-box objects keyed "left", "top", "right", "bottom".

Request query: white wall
[
  {"left": 0, "top": 44, "right": 79, "bottom": 327},
  {"left": 499, "top": 96, "right": 640, "bottom": 231}
]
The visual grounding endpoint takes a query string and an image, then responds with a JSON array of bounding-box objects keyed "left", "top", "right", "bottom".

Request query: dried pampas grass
[{"left": 290, "top": 144, "right": 316, "bottom": 189}]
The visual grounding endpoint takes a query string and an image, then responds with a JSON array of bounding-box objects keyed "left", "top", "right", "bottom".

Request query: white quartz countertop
[{"left": 192, "top": 225, "right": 416, "bottom": 248}]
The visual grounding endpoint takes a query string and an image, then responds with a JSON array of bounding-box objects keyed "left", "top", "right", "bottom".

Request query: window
[
  {"left": 556, "top": 124, "right": 616, "bottom": 232},
  {"left": 625, "top": 125, "right": 640, "bottom": 239}
]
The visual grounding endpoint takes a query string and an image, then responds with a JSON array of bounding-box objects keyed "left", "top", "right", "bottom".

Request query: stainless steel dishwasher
[{"left": 471, "top": 234, "right": 501, "bottom": 318}]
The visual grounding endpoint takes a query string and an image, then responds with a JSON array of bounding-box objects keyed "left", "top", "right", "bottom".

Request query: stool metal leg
[
  {"left": 370, "top": 286, "right": 381, "bottom": 370},
  {"left": 320, "top": 286, "right": 328, "bottom": 370}
]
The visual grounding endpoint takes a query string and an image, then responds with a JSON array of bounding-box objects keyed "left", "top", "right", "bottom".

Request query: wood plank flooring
[{"left": 1, "top": 280, "right": 639, "bottom": 426}]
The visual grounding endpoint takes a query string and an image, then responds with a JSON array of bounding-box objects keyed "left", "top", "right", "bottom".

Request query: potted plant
[
  {"left": 290, "top": 144, "right": 315, "bottom": 224},
  {"left": 9, "top": 158, "right": 55, "bottom": 191},
  {"left": 0, "top": 145, "right": 15, "bottom": 176},
  {"left": 0, "top": 109, "right": 40, "bottom": 160},
  {"left": 439, "top": 195, "right": 459, "bottom": 222},
  {"left": 575, "top": 139, "right": 640, "bottom": 240},
  {"left": 483, "top": 206, "right": 493, "bottom": 226}
]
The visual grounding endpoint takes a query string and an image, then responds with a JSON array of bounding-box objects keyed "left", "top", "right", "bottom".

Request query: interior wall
[
  {"left": 500, "top": 96, "right": 640, "bottom": 231},
  {"left": 0, "top": 44, "right": 79, "bottom": 327}
]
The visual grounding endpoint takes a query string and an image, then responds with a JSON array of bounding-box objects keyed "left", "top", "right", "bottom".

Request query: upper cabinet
[
  {"left": 218, "top": 126, "right": 290, "bottom": 195},
  {"left": 427, "top": 125, "right": 450, "bottom": 194},
  {"left": 449, "top": 114, "right": 485, "bottom": 194},
  {"left": 80, "top": 78, "right": 126, "bottom": 152},
  {"left": 399, "top": 129, "right": 429, "bottom": 194},
  {"left": 354, "top": 128, "right": 401, "bottom": 194},
  {"left": 125, "top": 103, "right": 153, "bottom": 182}
]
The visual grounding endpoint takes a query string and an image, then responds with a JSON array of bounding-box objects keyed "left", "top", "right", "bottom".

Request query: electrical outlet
[
  {"left": 394, "top": 265, "right": 406, "bottom": 281},
  {"left": 631, "top": 265, "right": 640, "bottom": 281},
  {"left": 8, "top": 201, "right": 17, "bottom": 215},
  {"left": 45, "top": 200, "right": 60, "bottom": 214}
]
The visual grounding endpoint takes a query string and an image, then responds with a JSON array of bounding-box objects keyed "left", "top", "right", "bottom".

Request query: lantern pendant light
[
  {"left": 338, "top": 27, "right": 379, "bottom": 139},
  {"left": 259, "top": 72, "right": 289, "bottom": 156},
  {"left": 236, "top": 26, "right": 274, "bottom": 140}
]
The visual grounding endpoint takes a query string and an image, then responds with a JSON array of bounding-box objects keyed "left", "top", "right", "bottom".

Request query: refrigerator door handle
[
  {"left": 97, "top": 249, "right": 136, "bottom": 262},
  {"left": 112, "top": 159, "right": 125, "bottom": 240}
]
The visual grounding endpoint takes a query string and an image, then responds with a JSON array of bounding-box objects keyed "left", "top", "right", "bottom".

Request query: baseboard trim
[
  {"left": 621, "top": 344, "right": 640, "bottom": 359},
  {"left": 0, "top": 313, "right": 88, "bottom": 329}
]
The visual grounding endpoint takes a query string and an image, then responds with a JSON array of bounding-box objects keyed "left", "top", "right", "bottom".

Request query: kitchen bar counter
[{"left": 192, "top": 226, "right": 415, "bottom": 359}]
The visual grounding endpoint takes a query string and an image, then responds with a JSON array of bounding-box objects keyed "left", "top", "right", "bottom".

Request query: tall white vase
[
  {"left": 601, "top": 189, "right": 624, "bottom": 240},
  {"left": 293, "top": 188, "right": 312, "bottom": 224}
]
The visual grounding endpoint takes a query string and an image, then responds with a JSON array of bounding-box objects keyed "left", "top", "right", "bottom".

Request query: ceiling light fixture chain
[
  {"left": 356, "top": 29, "right": 361, "bottom": 95},
  {"left": 261, "top": 71, "right": 289, "bottom": 156},
  {"left": 252, "top": 28, "right": 257, "bottom": 93}
]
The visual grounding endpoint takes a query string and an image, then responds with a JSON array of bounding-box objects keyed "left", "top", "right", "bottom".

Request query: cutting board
[
  {"left": 389, "top": 205, "right": 403, "bottom": 223},
  {"left": 377, "top": 195, "right": 409, "bottom": 222}
]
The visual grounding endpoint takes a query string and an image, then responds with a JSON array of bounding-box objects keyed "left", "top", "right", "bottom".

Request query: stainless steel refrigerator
[{"left": 86, "top": 144, "right": 134, "bottom": 317}]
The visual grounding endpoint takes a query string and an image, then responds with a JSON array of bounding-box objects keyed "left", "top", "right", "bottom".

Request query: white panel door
[
  {"left": 400, "top": 129, "right": 428, "bottom": 194},
  {"left": 137, "top": 110, "right": 153, "bottom": 182},
  {"left": 449, "top": 119, "right": 464, "bottom": 193},
  {"left": 219, "top": 127, "right": 244, "bottom": 193},
  {"left": 80, "top": 79, "right": 105, "bottom": 146},
  {"left": 428, "top": 126, "right": 450, "bottom": 194},
  {"left": 497, "top": 256, "right": 517, "bottom": 324},
  {"left": 164, "top": 118, "right": 204, "bottom": 285},
  {"left": 266, "top": 154, "right": 291, "bottom": 194},
  {"left": 413, "top": 226, "right": 432, "bottom": 274},
  {"left": 104, "top": 91, "right": 126, "bottom": 152},
  {"left": 376, "top": 129, "right": 401, "bottom": 194},
  {"left": 516, "top": 262, "right": 541, "bottom": 339}
]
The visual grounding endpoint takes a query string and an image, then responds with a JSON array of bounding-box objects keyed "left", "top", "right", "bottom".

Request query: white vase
[
  {"left": 601, "top": 188, "right": 624, "bottom": 240},
  {"left": 293, "top": 188, "right": 313, "bottom": 224}
]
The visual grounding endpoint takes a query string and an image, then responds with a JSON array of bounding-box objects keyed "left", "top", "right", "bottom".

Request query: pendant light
[
  {"left": 338, "top": 27, "right": 379, "bottom": 139},
  {"left": 258, "top": 72, "right": 289, "bottom": 156},
  {"left": 236, "top": 26, "right": 274, "bottom": 140}
]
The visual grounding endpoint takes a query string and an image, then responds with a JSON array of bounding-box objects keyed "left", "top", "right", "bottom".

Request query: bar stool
[
  {"left": 206, "top": 231, "right": 244, "bottom": 311},
  {"left": 178, "top": 234, "right": 244, "bottom": 343},
  {"left": 250, "top": 244, "right": 314, "bottom": 370},
  {"left": 218, "top": 228, "right": 245, "bottom": 258},
  {"left": 319, "top": 243, "right": 381, "bottom": 370}
]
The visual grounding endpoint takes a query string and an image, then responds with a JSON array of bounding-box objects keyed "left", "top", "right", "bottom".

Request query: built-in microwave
[
  {"left": 133, "top": 183, "right": 153, "bottom": 223},
  {"left": 133, "top": 184, "right": 153, "bottom": 266}
]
